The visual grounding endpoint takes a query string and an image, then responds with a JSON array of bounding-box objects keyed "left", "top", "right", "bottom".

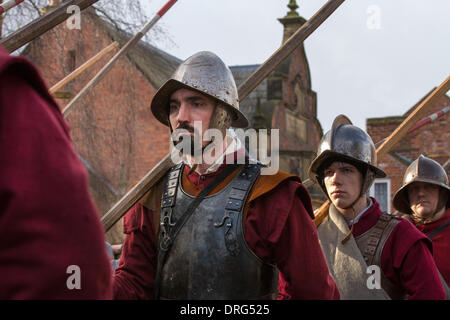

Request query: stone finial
[{"left": 285, "top": 0, "right": 300, "bottom": 18}]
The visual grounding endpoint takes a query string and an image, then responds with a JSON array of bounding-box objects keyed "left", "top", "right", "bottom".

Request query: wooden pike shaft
[
  {"left": 0, "top": 0, "right": 101, "bottom": 53},
  {"left": 376, "top": 76, "right": 450, "bottom": 160},
  {"left": 101, "top": 0, "right": 346, "bottom": 231},
  {"left": 102, "top": 153, "right": 173, "bottom": 232},
  {"left": 49, "top": 41, "right": 119, "bottom": 94},
  {"left": 407, "top": 106, "right": 449, "bottom": 134},
  {"left": 62, "top": 0, "right": 178, "bottom": 117},
  {"left": 314, "top": 75, "right": 450, "bottom": 227}
]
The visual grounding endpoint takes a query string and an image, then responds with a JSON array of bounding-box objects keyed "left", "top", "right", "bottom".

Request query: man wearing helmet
[
  {"left": 393, "top": 155, "right": 450, "bottom": 288},
  {"left": 113, "top": 51, "right": 339, "bottom": 299},
  {"left": 309, "top": 115, "right": 445, "bottom": 300}
]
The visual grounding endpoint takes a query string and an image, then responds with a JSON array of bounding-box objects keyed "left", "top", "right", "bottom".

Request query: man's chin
[
  {"left": 412, "top": 207, "right": 434, "bottom": 221},
  {"left": 331, "top": 198, "right": 351, "bottom": 210}
]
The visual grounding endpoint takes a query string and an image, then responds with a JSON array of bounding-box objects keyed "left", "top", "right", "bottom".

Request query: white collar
[{"left": 348, "top": 198, "right": 373, "bottom": 226}]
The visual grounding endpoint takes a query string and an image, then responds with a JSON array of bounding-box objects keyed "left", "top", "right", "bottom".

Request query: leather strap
[
  {"left": 362, "top": 213, "right": 391, "bottom": 265},
  {"left": 154, "top": 163, "right": 240, "bottom": 299},
  {"left": 428, "top": 220, "right": 450, "bottom": 240}
]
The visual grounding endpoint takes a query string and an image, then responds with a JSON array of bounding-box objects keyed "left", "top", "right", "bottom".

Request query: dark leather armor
[{"left": 157, "top": 163, "right": 278, "bottom": 299}]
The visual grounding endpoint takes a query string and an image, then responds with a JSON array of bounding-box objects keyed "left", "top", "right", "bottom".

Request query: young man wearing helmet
[
  {"left": 308, "top": 115, "right": 445, "bottom": 300},
  {"left": 113, "top": 51, "right": 339, "bottom": 300},
  {"left": 393, "top": 155, "right": 450, "bottom": 288}
]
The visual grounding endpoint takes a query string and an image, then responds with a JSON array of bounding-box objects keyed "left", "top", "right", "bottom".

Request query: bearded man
[{"left": 113, "top": 51, "right": 339, "bottom": 300}]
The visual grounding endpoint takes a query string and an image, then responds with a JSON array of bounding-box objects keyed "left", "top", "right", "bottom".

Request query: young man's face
[
  {"left": 169, "top": 88, "right": 216, "bottom": 150},
  {"left": 323, "top": 161, "right": 363, "bottom": 209},
  {"left": 407, "top": 182, "right": 441, "bottom": 220}
]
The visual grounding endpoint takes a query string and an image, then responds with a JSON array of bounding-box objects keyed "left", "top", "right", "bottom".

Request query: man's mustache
[{"left": 174, "top": 122, "right": 195, "bottom": 134}]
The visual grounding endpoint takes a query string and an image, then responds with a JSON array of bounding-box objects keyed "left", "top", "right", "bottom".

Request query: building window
[
  {"left": 369, "top": 179, "right": 391, "bottom": 213},
  {"left": 66, "top": 50, "right": 76, "bottom": 72}
]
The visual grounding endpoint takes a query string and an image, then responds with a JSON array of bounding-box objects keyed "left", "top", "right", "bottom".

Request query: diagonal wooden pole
[
  {"left": 62, "top": 0, "right": 178, "bottom": 117},
  {"left": 101, "top": 0, "right": 346, "bottom": 231},
  {"left": 49, "top": 41, "right": 119, "bottom": 94},
  {"left": 314, "top": 75, "right": 450, "bottom": 227},
  {"left": 1, "top": 0, "right": 101, "bottom": 53}
]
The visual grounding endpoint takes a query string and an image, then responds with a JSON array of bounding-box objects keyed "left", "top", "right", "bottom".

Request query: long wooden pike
[
  {"left": 377, "top": 76, "right": 450, "bottom": 159},
  {"left": 314, "top": 75, "right": 450, "bottom": 227},
  {"left": 49, "top": 41, "right": 119, "bottom": 94},
  {"left": 1, "top": 0, "right": 101, "bottom": 53},
  {"left": 101, "top": 0, "right": 346, "bottom": 231},
  {"left": 62, "top": 0, "right": 178, "bottom": 117}
]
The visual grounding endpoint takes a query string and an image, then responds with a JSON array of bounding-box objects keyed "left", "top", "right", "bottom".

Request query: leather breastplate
[
  {"left": 354, "top": 213, "right": 407, "bottom": 300},
  {"left": 158, "top": 163, "right": 278, "bottom": 300}
]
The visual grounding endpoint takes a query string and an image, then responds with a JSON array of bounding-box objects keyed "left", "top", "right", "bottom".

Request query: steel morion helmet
[
  {"left": 150, "top": 51, "right": 249, "bottom": 128},
  {"left": 392, "top": 155, "right": 450, "bottom": 214},
  {"left": 308, "top": 115, "right": 386, "bottom": 197}
]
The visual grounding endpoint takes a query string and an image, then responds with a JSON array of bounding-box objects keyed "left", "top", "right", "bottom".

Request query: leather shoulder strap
[
  {"left": 365, "top": 213, "right": 400, "bottom": 266},
  {"left": 372, "top": 213, "right": 401, "bottom": 266},
  {"left": 428, "top": 220, "right": 450, "bottom": 240}
]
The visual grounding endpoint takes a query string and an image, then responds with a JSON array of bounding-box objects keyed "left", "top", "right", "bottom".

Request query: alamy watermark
[
  {"left": 366, "top": 265, "right": 381, "bottom": 289},
  {"left": 66, "top": 5, "right": 81, "bottom": 30},
  {"left": 66, "top": 265, "right": 81, "bottom": 290},
  {"left": 366, "top": 4, "right": 381, "bottom": 30}
]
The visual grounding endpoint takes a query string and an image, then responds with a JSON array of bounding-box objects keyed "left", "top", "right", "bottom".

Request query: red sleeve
[
  {"left": 245, "top": 180, "right": 340, "bottom": 300},
  {"left": 113, "top": 203, "right": 157, "bottom": 299},
  {"left": 381, "top": 219, "right": 446, "bottom": 300},
  {"left": 0, "top": 48, "right": 112, "bottom": 299}
]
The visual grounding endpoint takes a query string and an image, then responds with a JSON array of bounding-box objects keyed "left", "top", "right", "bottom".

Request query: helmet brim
[
  {"left": 308, "top": 150, "right": 386, "bottom": 182},
  {"left": 150, "top": 79, "right": 249, "bottom": 128}
]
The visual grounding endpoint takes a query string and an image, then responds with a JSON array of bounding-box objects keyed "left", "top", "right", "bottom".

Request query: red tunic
[
  {"left": 0, "top": 46, "right": 112, "bottom": 299},
  {"left": 415, "top": 209, "right": 450, "bottom": 287},
  {"left": 352, "top": 199, "right": 446, "bottom": 299},
  {"left": 113, "top": 164, "right": 340, "bottom": 300}
]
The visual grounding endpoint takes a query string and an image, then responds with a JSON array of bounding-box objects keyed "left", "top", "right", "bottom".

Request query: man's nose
[
  {"left": 176, "top": 103, "right": 190, "bottom": 124},
  {"left": 330, "top": 172, "right": 341, "bottom": 185},
  {"left": 416, "top": 186, "right": 427, "bottom": 196}
]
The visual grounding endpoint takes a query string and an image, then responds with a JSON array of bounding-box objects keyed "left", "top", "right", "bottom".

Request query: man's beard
[{"left": 172, "top": 123, "right": 206, "bottom": 157}]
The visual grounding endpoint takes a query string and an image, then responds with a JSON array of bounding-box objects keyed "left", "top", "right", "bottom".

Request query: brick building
[
  {"left": 366, "top": 92, "right": 450, "bottom": 214},
  {"left": 23, "top": 6, "right": 180, "bottom": 242},
  {"left": 22, "top": 1, "right": 323, "bottom": 241}
]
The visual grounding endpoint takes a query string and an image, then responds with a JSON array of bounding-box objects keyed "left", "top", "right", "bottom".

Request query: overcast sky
[{"left": 144, "top": 0, "right": 450, "bottom": 134}]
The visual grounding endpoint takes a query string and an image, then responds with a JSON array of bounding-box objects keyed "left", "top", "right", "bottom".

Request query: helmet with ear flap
[
  {"left": 151, "top": 51, "right": 249, "bottom": 129},
  {"left": 308, "top": 115, "right": 386, "bottom": 199}
]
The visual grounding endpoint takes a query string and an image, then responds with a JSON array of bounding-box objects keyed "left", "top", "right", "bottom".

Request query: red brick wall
[
  {"left": 367, "top": 95, "right": 450, "bottom": 211},
  {"left": 24, "top": 11, "right": 170, "bottom": 242}
]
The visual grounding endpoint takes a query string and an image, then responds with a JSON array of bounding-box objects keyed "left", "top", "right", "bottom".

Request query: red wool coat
[
  {"left": 352, "top": 200, "right": 446, "bottom": 299},
  {"left": 0, "top": 46, "right": 112, "bottom": 299},
  {"left": 415, "top": 209, "right": 450, "bottom": 287}
]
